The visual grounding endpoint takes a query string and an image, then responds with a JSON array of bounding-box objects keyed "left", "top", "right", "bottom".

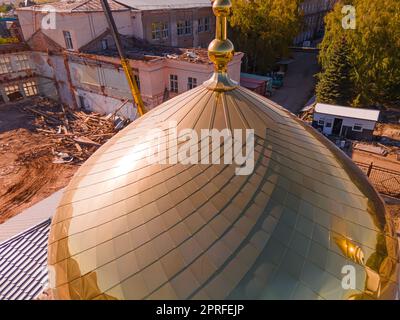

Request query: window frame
[
  {"left": 198, "top": 17, "right": 210, "bottom": 33},
  {"left": 353, "top": 123, "right": 363, "bottom": 132},
  {"left": 15, "top": 54, "right": 30, "bottom": 71},
  {"left": 63, "top": 31, "right": 74, "bottom": 50},
  {"left": 170, "top": 74, "right": 178, "bottom": 93},
  {"left": 101, "top": 39, "right": 108, "bottom": 50},
  {"left": 4, "top": 84, "right": 20, "bottom": 95},
  {"left": 187, "top": 77, "right": 197, "bottom": 90},
  {"left": 0, "top": 56, "right": 12, "bottom": 75},
  {"left": 151, "top": 22, "right": 169, "bottom": 40},
  {"left": 134, "top": 74, "right": 140, "bottom": 91},
  {"left": 177, "top": 20, "right": 192, "bottom": 36},
  {"left": 22, "top": 81, "right": 38, "bottom": 97},
  {"left": 204, "top": 17, "right": 210, "bottom": 32}
]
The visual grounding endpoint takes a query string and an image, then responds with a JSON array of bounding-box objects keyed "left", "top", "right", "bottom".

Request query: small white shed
[{"left": 312, "top": 103, "right": 380, "bottom": 140}]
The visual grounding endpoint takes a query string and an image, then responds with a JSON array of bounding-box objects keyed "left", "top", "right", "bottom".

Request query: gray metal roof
[
  {"left": 115, "top": 0, "right": 211, "bottom": 10},
  {"left": 0, "top": 219, "right": 50, "bottom": 300},
  {"left": 0, "top": 189, "right": 63, "bottom": 244}
]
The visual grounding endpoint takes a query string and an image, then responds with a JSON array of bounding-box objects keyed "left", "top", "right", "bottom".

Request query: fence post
[{"left": 367, "top": 162, "right": 373, "bottom": 177}]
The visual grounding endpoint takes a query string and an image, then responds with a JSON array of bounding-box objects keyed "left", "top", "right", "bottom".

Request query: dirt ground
[
  {"left": 0, "top": 100, "right": 78, "bottom": 224},
  {"left": 350, "top": 122, "right": 400, "bottom": 171},
  {"left": 351, "top": 149, "right": 400, "bottom": 171}
]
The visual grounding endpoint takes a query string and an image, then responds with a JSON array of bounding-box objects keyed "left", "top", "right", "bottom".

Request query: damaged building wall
[
  {"left": 68, "top": 56, "right": 139, "bottom": 119},
  {"left": 141, "top": 7, "right": 215, "bottom": 48},
  {"left": 17, "top": 10, "right": 134, "bottom": 51},
  {"left": 75, "top": 88, "right": 138, "bottom": 119},
  {"left": 65, "top": 51, "right": 243, "bottom": 119},
  {"left": 29, "top": 51, "right": 75, "bottom": 107},
  {"left": 29, "top": 52, "right": 58, "bottom": 100},
  {"left": 13, "top": 3, "right": 242, "bottom": 118},
  {"left": 17, "top": 4, "right": 215, "bottom": 52},
  {"left": 0, "top": 48, "right": 58, "bottom": 103}
]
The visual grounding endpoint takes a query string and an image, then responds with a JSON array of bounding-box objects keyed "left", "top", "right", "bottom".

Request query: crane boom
[{"left": 100, "top": 0, "right": 146, "bottom": 116}]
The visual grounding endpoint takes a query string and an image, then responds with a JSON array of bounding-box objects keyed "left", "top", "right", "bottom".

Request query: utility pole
[{"left": 100, "top": 0, "right": 146, "bottom": 116}]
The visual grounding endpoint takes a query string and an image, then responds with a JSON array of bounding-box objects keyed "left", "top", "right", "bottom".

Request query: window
[
  {"left": 134, "top": 74, "right": 140, "bottom": 90},
  {"left": 177, "top": 20, "right": 192, "bottom": 36},
  {"left": 170, "top": 74, "right": 178, "bottom": 93},
  {"left": 204, "top": 17, "right": 210, "bottom": 32},
  {"left": 78, "top": 95, "right": 86, "bottom": 109},
  {"left": 101, "top": 39, "right": 108, "bottom": 50},
  {"left": 198, "top": 17, "right": 210, "bottom": 32},
  {"left": 0, "top": 56, "right": 12, "bottom": 74},
  {"left": 318, "top": 119, "right": 324, "bottom": 125},
  {"left": 4, "top": 84, "right": 23, "bottom": 101},
  {"left": 162, "top": 23, "right": 169, "bottom": 39},
  {"left": 23, "top": 81, "right": 38, "bottom": 97},
  {"left": 325, "top": 122, "right": 332, "bottom": 128},
  {"left": 187, "top": 77, "right": 197, "bottom": 90},
  {"left": 353, "top": 124, "right": 363, "bottom": 132},
  {"left": 15, "top": 54, "right": 30, "bottom": 71},
  {"left": 63, "top": 31, "right": 73, "bottom": 50},
  {"left": 151, "top": 22, "right": 169, "bottom": 40}
]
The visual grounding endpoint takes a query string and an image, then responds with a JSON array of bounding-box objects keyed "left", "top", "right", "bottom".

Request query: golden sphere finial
[
  {"left": 205, "top": 0, "right": 236, "bottom": 91},
  {"left": 212, "top": 0, "right": 232, "bottom": 17}
]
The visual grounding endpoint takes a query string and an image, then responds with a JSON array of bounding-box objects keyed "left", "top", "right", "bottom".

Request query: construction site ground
[
  {"left": 0, "top": 97, "right": 118, "bottom": 224},
  {"left": 351, "top": 149, "right": 400, "bottom": 171},
  {"left": 350, "top": 122, "right": 400, "bottom": 171}
]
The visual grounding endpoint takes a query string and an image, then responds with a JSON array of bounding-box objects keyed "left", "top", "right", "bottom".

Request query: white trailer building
[{"left": 312, "top": 103, "right": 380, "bottom": 140}]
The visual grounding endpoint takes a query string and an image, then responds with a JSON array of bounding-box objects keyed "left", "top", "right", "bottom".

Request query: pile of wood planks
[{"left": 23, "top": 97, "right": 129, "bottom": 163}]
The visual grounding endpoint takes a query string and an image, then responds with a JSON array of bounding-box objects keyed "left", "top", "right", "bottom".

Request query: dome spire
[{"left": 205, "top": 0, "right": 237, "bottom": 91}]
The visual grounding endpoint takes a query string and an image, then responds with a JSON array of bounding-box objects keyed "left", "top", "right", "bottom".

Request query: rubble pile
[{"left": 24, "top": 97, "right": 128, "bottom": 164}]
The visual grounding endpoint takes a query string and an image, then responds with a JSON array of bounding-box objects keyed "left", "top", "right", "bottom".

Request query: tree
[
  {"left": 0, "top": 4, "right": 13, "bottom": 13},
  {"left": 319, "top": 0, "right": 400, "bottom": 108},
  {"left": 229, "top": 0, "right": 302, "bottom": 74},
  {"left": 316, "top": 37, "right": 356, "bottom": 106}
]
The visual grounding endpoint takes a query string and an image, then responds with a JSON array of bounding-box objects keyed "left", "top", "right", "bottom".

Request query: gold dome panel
[
  {"left": 47, "top": 0, "right": 399, "bottom": 300},
  {"left": 48, "top": 84, "right": 399, "bottom": 300}
]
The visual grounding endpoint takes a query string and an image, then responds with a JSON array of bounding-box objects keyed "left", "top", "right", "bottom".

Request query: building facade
[
  {"left": 0, "top": 42, "right": 57, "bottom": 104},
  {"left": 312, "top": 103, "right": 380, "bottom": 140},
  {"left": 14, "top": 0, "right": 242, "bottom": 120},
  {"left": 17, "top": 0, "right": 215, "bottom": 50},
  {"left": 295, "top": 0, "right": 338, "bottom": 46}
]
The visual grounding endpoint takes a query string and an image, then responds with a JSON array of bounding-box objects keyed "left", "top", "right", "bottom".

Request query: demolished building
[
  {"left": 11, "top": 0, "right": 242, "bottom": 119},
  {"left": 0, "top": 41, "right": 57, "bottom": 104}
]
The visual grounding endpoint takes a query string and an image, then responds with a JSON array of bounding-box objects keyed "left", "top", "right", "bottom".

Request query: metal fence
[{"left": 355, "top": 161, "right": 400, "bottom": 198}]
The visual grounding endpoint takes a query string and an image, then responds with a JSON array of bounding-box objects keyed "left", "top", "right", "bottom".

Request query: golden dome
[{"left": 47, "top": 0, "right": 399, "bottom": 300}]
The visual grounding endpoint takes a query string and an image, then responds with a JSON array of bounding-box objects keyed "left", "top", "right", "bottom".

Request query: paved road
[{"left": 270, "top": 51, "right": 319, "bottom": 114}]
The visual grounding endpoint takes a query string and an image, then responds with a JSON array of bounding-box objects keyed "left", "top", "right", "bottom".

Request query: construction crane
[{"left": 100, "top": 0, "right": 146, "bottom": 116}]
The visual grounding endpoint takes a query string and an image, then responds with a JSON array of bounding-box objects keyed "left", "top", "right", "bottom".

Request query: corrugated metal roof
[
  {"left": 315, "top": 103, "right": 380, "bottom": 121},
  {"left": 114, "top": 0, "right": 211, "bottom": 10},
  {"left": 0, "top": 188, "right": 63, "bottom": 244},
  {"left": 0, "top": 219, "right": 50, "bottom": 300}
]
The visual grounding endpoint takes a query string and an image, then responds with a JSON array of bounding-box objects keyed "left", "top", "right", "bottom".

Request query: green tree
[
  {"left": 0, "top": 4, "right": 13, "bottom": 13},
  {"left": 319, "top": 0, "right": 400, "bottom": 108},
  {"left": 229, "top": 0, "right": 302, "bottom": 74},
  {"left": 316, "top": 37, "right": 356, "bottom": 106}
]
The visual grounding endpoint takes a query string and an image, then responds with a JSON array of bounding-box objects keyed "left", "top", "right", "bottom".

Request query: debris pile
[{"left": 23, "top": 97, "right": 129, "bottom": 164}]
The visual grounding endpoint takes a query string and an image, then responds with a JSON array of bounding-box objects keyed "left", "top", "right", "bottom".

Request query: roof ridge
[
  {"left": 71, "top": 0, "right": 93, "bottom": 11},
  {"left": 78, "top": 27, "right": 111, "bottom": 51}
]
